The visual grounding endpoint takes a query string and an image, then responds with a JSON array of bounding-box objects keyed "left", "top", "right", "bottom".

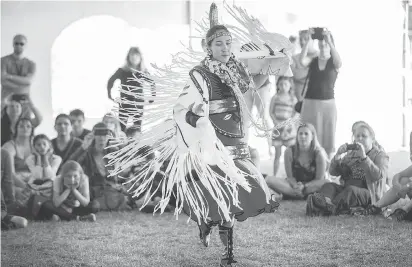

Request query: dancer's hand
[{"left": 196, "top": 116, "right": 208, "bottom": 128}]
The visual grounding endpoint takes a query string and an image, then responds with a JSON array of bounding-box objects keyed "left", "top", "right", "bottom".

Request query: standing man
[{"left": 1, "top": 34, "right": 36, "bottom": 106}]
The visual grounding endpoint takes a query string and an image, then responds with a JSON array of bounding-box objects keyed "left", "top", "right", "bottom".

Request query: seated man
[{"left": 69, "top": 109, "right": 91, "bottom": 141}]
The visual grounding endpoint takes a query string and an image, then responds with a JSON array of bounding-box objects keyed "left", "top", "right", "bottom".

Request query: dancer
[{"left": 106, "top": 3, "right": 294, "bottom": 266}]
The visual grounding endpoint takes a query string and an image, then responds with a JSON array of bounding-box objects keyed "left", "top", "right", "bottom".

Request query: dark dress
[
  {"left": 107, "top": 68, "right": 155, "bottom": 131},
  {"left": 180, "top": 64, "right": 279, "bottom": 224}
]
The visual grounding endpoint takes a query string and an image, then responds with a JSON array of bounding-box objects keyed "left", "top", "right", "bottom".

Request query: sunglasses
[{"left": 14, "top": 42, "right": 25, "bottom": 46}]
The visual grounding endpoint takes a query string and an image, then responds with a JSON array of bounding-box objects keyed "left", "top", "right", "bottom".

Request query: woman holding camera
[
  {"left": 306, "top": 121, "right": 389, "bottom": 216},
  {"left": 299, "top": 28, "right": 342, "bottom": 159}
]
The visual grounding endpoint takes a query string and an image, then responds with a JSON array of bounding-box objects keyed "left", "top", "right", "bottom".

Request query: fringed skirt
[{"left": 182, "top": 144, "right": 279, "bottom": 224}]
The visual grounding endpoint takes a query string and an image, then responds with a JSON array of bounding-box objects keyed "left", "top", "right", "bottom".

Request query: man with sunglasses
[{"left": 1, "top": 34, "right": 36, "bottom": 106}]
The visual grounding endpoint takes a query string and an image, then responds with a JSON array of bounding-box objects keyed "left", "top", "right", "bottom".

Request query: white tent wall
[{"left": 1, "top": 0, "right": 406, "bottom": 156}]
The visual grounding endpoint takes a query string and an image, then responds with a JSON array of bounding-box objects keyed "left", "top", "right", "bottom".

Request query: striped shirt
[{"left": 270, "top": 93, "right": 297, "bottom": 122}]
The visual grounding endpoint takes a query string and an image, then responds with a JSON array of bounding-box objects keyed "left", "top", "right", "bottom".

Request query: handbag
[{"left": 294, "top": 65, "right": 311, "bottom": 113}]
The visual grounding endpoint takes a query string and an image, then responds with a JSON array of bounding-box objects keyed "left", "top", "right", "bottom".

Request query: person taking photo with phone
[
  {"left": 306, "top": 121, "right": 389, "bottom": 216},
  {"left": 299, "top": 27, "right": 342, "bottom": 159}
]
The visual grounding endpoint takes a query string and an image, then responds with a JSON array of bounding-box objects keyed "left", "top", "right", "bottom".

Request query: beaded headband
[
  {"left": 206, "top": 4, "right": 232, "bottom": 44},
  {"left": 206, "top": 31, "right": 232, "bottom": 44}
]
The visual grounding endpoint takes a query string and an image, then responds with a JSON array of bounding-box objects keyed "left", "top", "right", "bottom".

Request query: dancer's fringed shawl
[{"left": 105, "top": 1, "right": 296, "bottom": 223}]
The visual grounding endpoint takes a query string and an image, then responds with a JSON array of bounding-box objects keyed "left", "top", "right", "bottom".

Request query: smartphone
[
  {"left": 11, "top": 94, "right": 28, "bottom": 102},
  {"left": 346, "top": 144, "right": 359, "bottom": 150},
  {"left": 311, "top": 27, "right": 324, "bottom": 40},
  {"left": 94, "top": 128, "right": 109, "bottom": 136}
]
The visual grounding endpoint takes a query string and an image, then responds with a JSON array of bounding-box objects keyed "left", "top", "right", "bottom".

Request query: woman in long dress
[{"left": 173, "top": 23, "right": 280, "bottom": 266}]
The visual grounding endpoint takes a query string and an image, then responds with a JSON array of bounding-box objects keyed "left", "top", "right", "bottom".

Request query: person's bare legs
[
  {"left": 266, "top": 176, "right": 303, "bottom": 198},
  {"left": 375, "top": 177, "right": 411, "bottom": 208},
  {"left": 273, "top": 146, "right": 282, "bottom": 176},
  {"left": 375, "top": 188, "right": 402, "bottom": 209}
]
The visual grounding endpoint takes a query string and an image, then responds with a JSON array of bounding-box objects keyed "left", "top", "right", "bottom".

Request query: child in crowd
[
  {"left": 269, "top": 76, "right": 298, "bottom": 176},
  {"left": 363, "top": 165, "right": 412, "bottom": 222},
  {"left": 69, "top": 109, "right": 91, "bottom": 141},
  {"left": 25, "top": 134, "right": 62, "bottom": 199},
  {"left": 35, "top": 161, "right": 98, "bottom": 222}
]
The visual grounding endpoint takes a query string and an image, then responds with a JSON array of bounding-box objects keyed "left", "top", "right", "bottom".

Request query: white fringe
[{"left": 106, "top": 1, "right": 299, "bottom": 224}]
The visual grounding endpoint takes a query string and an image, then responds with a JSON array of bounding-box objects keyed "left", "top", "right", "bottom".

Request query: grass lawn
[{"left": 2, "top": 201, "right": 411, "bottom": 267}]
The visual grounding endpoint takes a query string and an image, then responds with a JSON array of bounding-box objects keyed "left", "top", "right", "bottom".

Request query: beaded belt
[{"left": 225, "top": 143, "right": 250, "bottom": 160}]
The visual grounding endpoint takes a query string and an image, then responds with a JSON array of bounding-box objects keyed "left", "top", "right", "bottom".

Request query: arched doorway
[{"left": 51, "top": 15, "right": 190, "bottom": 129}]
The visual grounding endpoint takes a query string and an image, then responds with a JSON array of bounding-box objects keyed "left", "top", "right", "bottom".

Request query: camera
[
  {"left": 346, "top": 143, "right": 359, "bottom": 150},
  {"left": 94, "top": 129, "right": 109, "bottom": 136},
  {"left": 11, "top": 94, "right": 28, "bottom": 103},
  {"left": 311, "top": 27, "right": 325, "bottom": 41}
]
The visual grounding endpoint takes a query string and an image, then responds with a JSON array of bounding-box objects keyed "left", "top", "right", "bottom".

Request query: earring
[{"left": 207, "top": 49, "right": 212, "bottom": 57}]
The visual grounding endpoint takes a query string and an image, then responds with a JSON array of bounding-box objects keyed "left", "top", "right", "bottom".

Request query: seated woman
[
  {"left": 25, "top": 134, "right": 62, "bottom": 199},
  {"left": 69, "top": 123, "right": 129, "bottom": 211},
  {"left": 2, "top": 117, "right": 35, "bottom": 206},
  {"left": 362, "top": 165, "right": 412, "bottom": 222},
  {"left": 34, "top": 160, "right": 97, "bottom": 222},
  {"left": 1, "top": 94, "right": 42, "bottom": 146},
  {"left": 266, "top": 123, "right": 328, "bottom": 200},
  {"left": 1, "top": 148, "right": 28, "bottom": 230},
  {"left": 306, "top": 121, "right": 389, "bottom": 216}
]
